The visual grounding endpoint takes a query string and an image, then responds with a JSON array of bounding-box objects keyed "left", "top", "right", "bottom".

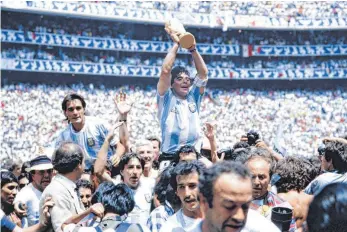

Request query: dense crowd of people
[{"left": 3, "top": 11, "right": 347, "bottom": 45}]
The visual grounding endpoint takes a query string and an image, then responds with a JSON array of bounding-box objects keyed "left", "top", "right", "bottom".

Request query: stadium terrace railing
[
  {"left": 2, "top": 30, "right": 347, "bottom": 57},
  {"left": 1, "top": 1, "right": 347, "bottom": 30},
  {"left": 2, "top": 58, "right": 347, "bottom": 80}
]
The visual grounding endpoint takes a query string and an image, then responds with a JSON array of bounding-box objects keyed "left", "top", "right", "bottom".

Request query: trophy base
[{"left": 179, "top": 33, "right": 195, "bottom": 49}]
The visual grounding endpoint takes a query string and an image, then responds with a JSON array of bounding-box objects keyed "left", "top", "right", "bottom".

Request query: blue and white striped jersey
[
  {"left": 157, "top": 85, "right": 204, "bottom": 154},
  {"left": 54, "top": 116, "right": 116, "bottom": 168}
]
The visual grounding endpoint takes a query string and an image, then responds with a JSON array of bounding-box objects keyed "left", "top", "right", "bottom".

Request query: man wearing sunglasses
[
  {"left": 14, "top": 155, "right": 53, "bottom": 227},
  {"left": 157, "top": 26, "right": 208, "bottom": 170}
]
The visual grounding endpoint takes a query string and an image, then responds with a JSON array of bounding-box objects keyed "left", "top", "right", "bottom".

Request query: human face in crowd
[
  {"left": 79, "top": 187, "right": 92, "bottom": 209},
  {"left": 151, "top": 140, "right": 160, "bottom": 161},
  {"left": 201, "top": 173, "right": 253, "bottom": 232},
  {"left": 18, "top": 176, "right": 29, "bottom": 190},
  {"left": 246, "top": 159, "right": 271, "bottom": 199},
  {"left": 319, "top": 155, "right": 333, "bottom": 171},
  {"left": 179, "top": 152, "right": 197, "bottom": 162},
  {"left": 31, "top": 169, "right": 53, "bottom": 192},
  {"left": 12, "top": 165, "right": 22, "bottom": 177},
  {"left": 1, "top": 182, "right": 19, "bottom": 206},
  {"left": 121, "top": 158, "right": 143, "bottom": 189},
  {"left": 137, "top": 145, "right": 154, "bottom": 170},
  {"left": 64, "top": 99, "right": 85, "bottom": 127},
  {"left": 172, "top": 72, "right": 192, "bottom": 98},
  {"left": 176, "top": 172, "right": 200, "bottom": 216}
]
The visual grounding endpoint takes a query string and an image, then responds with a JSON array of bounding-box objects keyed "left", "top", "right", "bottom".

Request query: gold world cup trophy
[{"left": 165, "top": 18, "right": 195, "bottom": 49}]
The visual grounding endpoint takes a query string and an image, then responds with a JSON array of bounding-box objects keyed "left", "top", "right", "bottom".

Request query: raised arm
[
  {"left": 189, "top": 43, "right": 208, "bottom": 94},
  {"left": 157, "top": 26, "right": 180, "bottom": 96},
  {"left": 204, "top": 122, "right": 224, "bottom": 163}
]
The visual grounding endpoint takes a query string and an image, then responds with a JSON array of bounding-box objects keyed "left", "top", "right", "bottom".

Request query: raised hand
[
  {"left": 204, "top": 122, "right": 216, "bottom": 140},
  {"left": 114, "top": 92, "right": 133, "bottom": 115},
  {"left": 106, "top": 121, "right": 124, "bottom": 142},
  {"left": 164, "top": 24, "right": 180, "bottom": 44}
]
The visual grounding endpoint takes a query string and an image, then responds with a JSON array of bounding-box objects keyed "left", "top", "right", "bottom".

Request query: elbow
[
  {"left": 161, "top": 65, "right": 172, "bottom": 75},
  {"left": 94, "top": 166, "right": 104, "bottom": 178}
]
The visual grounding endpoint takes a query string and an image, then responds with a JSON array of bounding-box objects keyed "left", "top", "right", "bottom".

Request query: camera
[{"left": 247, "top": 130, "right": 260, "bottom": 146}]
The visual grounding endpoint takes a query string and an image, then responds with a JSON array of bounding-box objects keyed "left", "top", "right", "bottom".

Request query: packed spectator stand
[{"left": 1, "top": 2, "right": 347, "bottom": 232}]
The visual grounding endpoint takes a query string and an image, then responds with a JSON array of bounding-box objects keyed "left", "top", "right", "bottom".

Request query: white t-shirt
[
  {"left": 190, "top": 209, "right": 280, "bottom": 232},
  {"left": 14, "top": 183, "right": 42, "bottom": 227},
  {"left": 160, "top": 209, "right": 202, "bottom": 232}
]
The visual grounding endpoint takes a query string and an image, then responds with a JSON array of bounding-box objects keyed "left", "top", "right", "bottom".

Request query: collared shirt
[
  {"left": 304, "top": 171, "right": 347, "bottom": 195},
  {"left": 14, "top": 183, "right": 42, "bottom": 227},
  {"left": 54, "top": 116, "right": 117, "bottom": 169},
  {"left": 159, "top": 209, "right": 202, "bottom": 232},
  {"left": 147, "top": 203, "right": 175, "bottom": 232},
  {"left": 190, "top": 209, "right": 280, "bottom": 232},
  {"left": 157, "top": 84, "right": 204, "bottom": 154},
  {"left": 250, "top": 191, "right": 296, "bottom": 232}
]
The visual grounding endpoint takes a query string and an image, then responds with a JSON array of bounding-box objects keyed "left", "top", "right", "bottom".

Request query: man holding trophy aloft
[{"left": 157, "top": 18, "right": 209, "bottom": 169}]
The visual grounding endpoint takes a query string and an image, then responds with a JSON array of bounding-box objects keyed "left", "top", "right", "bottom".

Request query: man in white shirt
[
  {"left": 192, "top": 161, "right": 280, "bottom": 232},
  {"left": 160, "top": 161, "right": 206, "bottom": 232},
  {"left": 118, "top": 152, "right": 154, "bottom": 226},
  {"left": 14, "top": 155, "right": 53, "bottom": 227}
]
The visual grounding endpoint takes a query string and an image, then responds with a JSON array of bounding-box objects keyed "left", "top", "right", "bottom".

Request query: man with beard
[
  {"left": 157, "top": 25, "right": 208, "bottom": 169},
  {"left": 160, "top": 161, "right": 205, "bottom": 231},
  {"left": 118, "top": 152, "right": 153, "bottom": 226},
  {"left": 193, "top": 161, "right": 279, "bottom": 232},
  {"left": 14, "top": 156, "right": 53, "bottom": 227}
]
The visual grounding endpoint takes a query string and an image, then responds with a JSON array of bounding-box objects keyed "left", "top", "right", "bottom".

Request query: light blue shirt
[
  {"left": 305, "top": 172, "right": 347, "bottom": 195},
  {"left": 54, "top": 116, "right": 116, "bottom": 168},
  {"left": 157, "top": 84, "right": 204, "bottom": 154}
]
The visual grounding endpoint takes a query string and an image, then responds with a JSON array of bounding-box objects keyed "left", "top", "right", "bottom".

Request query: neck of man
[
  {"left": 182, "top": 206, "right": 203, "bottom": 219},
  {"left": 71, "top": 121, "right": 85, "bottom": 132},
  {"left": 253, "top": 191, "right": 268, "bottom": 200},
  {"left": 103, "top": 212, "right": 120, "bottom": 219},
  {"left": 63, "top": 172, "right": 79, "bottom": 183},
  {"left": 143, "top": 167, "right": 152, "bottom": 177},
  {"left": 172, "top": 88, "right": 187, "bottom": 100},
  {"left": 32, "top": 181, "right": 43, "bottom": 193}
]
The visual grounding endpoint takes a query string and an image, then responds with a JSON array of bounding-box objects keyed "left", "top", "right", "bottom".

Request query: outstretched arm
[
  {"left": 189, "top": 43, "right": 208, "bottom": 94},
  {"left": 204, "top": 122, "right": 224, "bottom": 163},
  {"left": 157, "top": 26, "right": 180, "bottom": 96}
]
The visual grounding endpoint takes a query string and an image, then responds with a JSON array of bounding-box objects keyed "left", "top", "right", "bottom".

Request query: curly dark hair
[
  {"left": 229, "top": 147, "right": 251, "bottom": 163},
  {"left": 245, "top": 147, "right": 276, "bottom": 176},
  {"left": 305, "top": 156, "right": 322, "bottom": 179},
  {"left": 274, "top": 156, "right": 315, "bottom": 193},
  {"left": 154, "top": 166, "right": 180, "bottom": 207},
  {"left": 199, "top": 161, "right": 251, "bottom": 208},
  {"left": 325, "top": 141, "right": 347, "bottom": 173},
  {"left": 307, "top": 183, "right": 347, "bottom": 232},
  {"left": 171, "top": 145, "right": 200, "bottom": 165},
  {"left": 233, "top": 141, "right": 250, "bottom": 150},
  {"left": 52, "top": 142, "right": 84, "bottom": 174},
  {"left": 170, "top": 160, "right": 205, "bottom": 192}
]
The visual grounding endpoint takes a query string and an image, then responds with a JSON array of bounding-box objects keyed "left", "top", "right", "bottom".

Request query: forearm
[
  {"left": 61, "top": 209, "right": 91, "bottom": 230},
  {"left": 94, "top": 139, "right": 110, "bottom": 177},
  {"left": 162, "top": 43, "right": 179, "bottom": 74},
  {"left": 191, "top": 49, "right": 208, "bottom": 79},
  {"left": 119, "top": 114, "right": 130, "bottom": 152},
  {"left": 209, "top": 137, "right": 218, "bottom": 163},
  {"left": 22, "top": 223, "right": 45, "bottom": 232}
]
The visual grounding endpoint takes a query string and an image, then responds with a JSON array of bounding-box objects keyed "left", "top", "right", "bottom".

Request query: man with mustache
[
  {"left": 14, "top": 155, "right": 53, "bottom": 227},
  {"left": 194, "top": 161, "right": 279, "bottom": 232},
  {"left": 160, "top": 161, "right": 205, "bottom": 231},
  {"left": 118, "top": 152, "right": 154, "bottom": 226},
  {"left": 157, "top": 24, "right": 208, "bottom": 170}
]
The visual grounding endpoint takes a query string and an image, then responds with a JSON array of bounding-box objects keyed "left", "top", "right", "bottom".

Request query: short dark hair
[
  {"left": 170, "top": 66, "right": 190, "bottom": 85},
  {"left": 154, "top": 166, "right": 180, "bottom": 206},
  {"left": 274, "top": 156, "right": 314, "bottom": 193},
  {"left": 118, "top": 152, "right": 145, "bottom": 172},
  {"left": 199, "top": 161, "right": 251, "bottom": 208},
  {"left": 101, "top": 183, "right": 135, "bottom": 216},
  {"left": 1, "top": 171, "right": 18, "bottom": 188},
  {"left": 325, "top": 142, "right": 347, "bottom": 172},
  {"left": 307, "top": 183, "right": 347, "bottom": 232},
  {"left": 170, "top": 160, "right": 206, "bottom": 191},
  {"left": 146, "top": 136, "right": 161, "bottom": 150},
  {"left": 229, "top": 148, "right": 250, "bottom": 163},
  {"left": 245, "top": 147, "right": 276, "bottom": 176},
  {"left": 52, "top": 142, "right": 84, "bottom": 174},
  {"left": 62, "top": 93, "right": 86, "bottom": 112},
  {"left": 76, "top": 179, "right": 93, "bottom": 191},
  {"left": 91, "top": 182, "right": 114, "bottom": 204},
  {"left": 172, "top": 145, "right": 200, "bottom": 165},
  {"left": 7, "top": 160, "right": 22, "bottom": 172}
]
